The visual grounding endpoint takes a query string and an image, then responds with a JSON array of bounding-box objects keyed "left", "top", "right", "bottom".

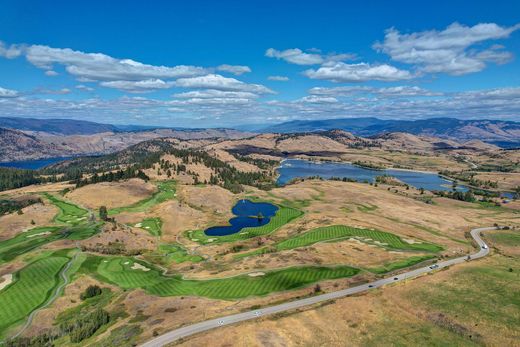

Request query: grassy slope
[
  {"left": 276, "top": 225, "right": 443, "bottom": 252},
  {"left": 108, "top": 181, "right": 176, "bottom": 215},
  {"left": 188, "top": 205, "right": 303, "bottom": 244},
  {"left": 82, "top": 255, "right": 359, "bottom": 300},
  {"left": 0, "top": 253, "right": 70, "bottom": 338},
  {"left": 136, "top": 218, "right": 162, "bottom": 237},
  {"left": 44, "top": 193, "right": 89, "bottom": 225}
]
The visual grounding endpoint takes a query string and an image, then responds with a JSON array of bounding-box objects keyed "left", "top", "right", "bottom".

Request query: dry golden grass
[
  {"left": 0, "top": 202, "right": 58, "bottom": 240},
  {"left": 65, "top": 178, "right": 156, "bottom": 210}
]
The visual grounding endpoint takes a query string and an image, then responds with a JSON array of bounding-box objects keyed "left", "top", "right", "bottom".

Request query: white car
[
  {"left": 429, "top": 264, "right": 439, "bottom": 270},
  {"left": 482, "top": 244, "right": 488, "bottom": 249},
  {"left": 217, "top": 320, "right": 225, "bottom": 326}
]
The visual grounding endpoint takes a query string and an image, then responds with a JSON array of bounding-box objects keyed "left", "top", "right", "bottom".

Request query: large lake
[
  {"left": 204, "top": 199, "right": 279, "bottom": 236},
  {"left": 277, "top": 159, "right": 462, "bottom": 192},
  {"left": 0, "top": 157, "right": 72, "bottom": 170}
]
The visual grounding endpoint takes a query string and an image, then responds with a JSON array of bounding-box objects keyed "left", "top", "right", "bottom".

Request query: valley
[{"left": 0, "top": 127, "right": 519, "bottom": 346}]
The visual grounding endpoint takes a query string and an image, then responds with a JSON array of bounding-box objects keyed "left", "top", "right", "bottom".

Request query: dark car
[{"left": 394, "top": 277, "right": 398, "bottom": 280}]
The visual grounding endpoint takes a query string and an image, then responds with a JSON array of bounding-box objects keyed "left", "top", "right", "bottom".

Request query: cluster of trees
[
  {"left": 432, "top": 190, "right": 476, "bottom": 202},
  {"left": 80, "top": 285, "right": 103, "bottom": 300},
  {"left": 439, "top": 170, "right": 498, "bottom": 189},
  {"left": 0, "top": 196, "right": 41, "bottom": 215},
  {"left": 59, "top": 308, "right": 110, "bottom": 343},
  {"left": 6, "top": 307, "right": 110, "bottom": 346},
  {"left": 80, "top": 242, "right": 143, "bottom": 256},
  {"left": 75, "top": 167, "right": 149, "bottom": 188},
  {"left": 158, "top": 147, "right": 275, "bottom": 192},
  {"left": 352, "top": 161, "right": 386, "bottom": 170},
  {"left": 232, "top": 154, "right": 278, "bottom": 170}
]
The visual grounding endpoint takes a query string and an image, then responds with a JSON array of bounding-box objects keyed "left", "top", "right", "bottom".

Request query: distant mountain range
[{"left": 259, "top": 117, "right": 520, "bottom": 146}]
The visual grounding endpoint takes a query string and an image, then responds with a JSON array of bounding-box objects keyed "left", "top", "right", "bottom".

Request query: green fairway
[
  {"left": 0, "top": 224, "right": 101, "bottom": 264},
  {"left": 188, "top": 205, "right": 303, "bottom": 244},
  {"left": 368, "top": 255, "right": 436, "bottom": 274},
  {"left": 82, "top": 255, "right": 359, "bottom": 299},
  {"left": 275, "top": 225, "right": 443, "bottom": 253},
  {"left": 135, "top": 218, "right": 162, "bottom": 236},
  {"left": 155, "top": 243, "right": 203, "bottom": 264},
  {"left": 0, "top": 254, "right": 69, "bottom": 337},
  {"left": 44, "top": 193, "right": 89, "bottom": 225},
  {"left": 108, "top": 180, "right": 176, "bottom": 215}
]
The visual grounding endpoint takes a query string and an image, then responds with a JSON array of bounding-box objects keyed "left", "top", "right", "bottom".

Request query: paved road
[{"left": 140, "top": 226, "right": 496, "bottom": 347}]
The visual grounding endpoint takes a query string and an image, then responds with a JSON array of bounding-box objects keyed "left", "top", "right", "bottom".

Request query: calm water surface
[
  {"left": 204, "top": 199, "right": 279, "bottom": 236},
  {"left": 0, "top": 157, "right": 72, "bottom": 170}
]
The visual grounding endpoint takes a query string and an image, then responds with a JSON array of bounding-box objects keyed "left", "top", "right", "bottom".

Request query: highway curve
[{"left": 139, "top": 226, "right": 495, "bottom": 347}]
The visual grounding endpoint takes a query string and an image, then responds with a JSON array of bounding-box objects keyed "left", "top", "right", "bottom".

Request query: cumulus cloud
[
  {"left": 297, "top": 95, "right": 339, "bottom": 103},
  {"left": 174, "top": 74, "right": 274, "bottom": 94},
  {"left": 75, "top": 84, "right": 94, "bottom": 92},
  {"left": 268, "top": 75, "right": 289, "bottom": 81},
  {"left": 172, "top": 89, "right": 259, "bottom": 99},
  {"left": 34, "top": 88, "right": 71, "bottom": 95},
  {"left": 216, "top": 64, "right": 251, "bottom": 75},
  {"left": 100, "top": 79, "right": 174, "bottom": 92},
  {"left": 304, "top": 62, "right": 413, "bottom": 82},
  {"left": 0, "top": 86, "right": 19, "bottom": 98},
  {"left": 23, "top": 44, "right": 208, "bottom": 81},
  {"left": 309, "top": 85, "right": 442, "bottom": 97},
  {"left": 374, "top": 22, "right": 520, "bottom": 75},
  {"left": 0, "top": 41, "right": 23, "bottom": 59},
  {"left": 265, "top": 47, "right": 357, "bottom": 65},
  {"left": 45, "top": 70, "right": 59, "bottom": 76}
]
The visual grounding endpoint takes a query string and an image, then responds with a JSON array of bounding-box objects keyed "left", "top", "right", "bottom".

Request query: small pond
[{"left": 204, "top": 199, "right": 279, "bottom": 236}]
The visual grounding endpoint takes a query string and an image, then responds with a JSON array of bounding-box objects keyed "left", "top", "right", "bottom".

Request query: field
[
  {"left": 153, "top": 243, "right": 204, "bottom": 264},
  {"left": 187, "top": 205, "right": 303, "bottom": 244},
  {"left": 275, "top": 225, "right": 443, "bottom": 253},
  {"left": 368, "top": 255, "right": 436, "bottom": 274},
  {"left": 484, "top": 230, "right": 520, "bottom": 246},
  {"left": 135, "top": 217, "right": 162, "bottom": 236},
  {"left": 0, "top": 252, "right": 70, "bottom": 337},
  {"left": 82, "top": 255, "right": 359, "bottom": 300},
  {"left": 44, "top": 193, "right": 89, "bottom": 225},
  {"left": 108, "top": 181, "right": 176, "bottom": 215}
]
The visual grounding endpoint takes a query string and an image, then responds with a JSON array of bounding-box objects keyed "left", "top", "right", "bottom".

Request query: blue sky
[{"left": 0, "top": 0, "right": 519, "bottom": 127}]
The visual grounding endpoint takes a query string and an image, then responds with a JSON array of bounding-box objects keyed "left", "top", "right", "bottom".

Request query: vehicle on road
[
  {"left": 217, "top": 320, "right": 224, "bottom": 326},
  {"left": 368, "top": 284, "right": 373, "bottom": 288},
  {"left": 393, "top": 277, "right": 398, "bottom": 280},
  {"left": 429, "top": 264, "right": 439, "bottom": 270},
  {"left": 482, "top": 244, "right": 488, "bottom": 249}
]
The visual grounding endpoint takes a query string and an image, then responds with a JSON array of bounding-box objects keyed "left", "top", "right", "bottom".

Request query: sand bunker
[
  {"left": 248, "top": 272, "right": 265, "bottom": 277},
  {"left": 131, "top": 262, "right": 150, "bottom": 272},
  {"left": 0, "top": 274, "right": 13, "bottom": 291},
  {"left": 27, "top": 232, "right": 51, "bottom": 238}
]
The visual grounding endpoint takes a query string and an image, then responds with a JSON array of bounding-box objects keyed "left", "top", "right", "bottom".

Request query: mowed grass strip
[
  {"left": 368, "top": 255, "right": 436, "bottom": 274},
  {"left": 136, "top": 218, "right": 162, "bottom": 236},
  {"left": 147, "top": 265, "right": 359, "bottom": 299},
  {"left": 108, "top": 181, "right": 176, "bottom": 216},
  {"left": 188, "top": 205, "right": 303, "bottom": 244},
  {"left": 0, "top": 255, "right": 69, "bottom": 337},
  {"left": 44, "top": 193, "right": 89, "bottom": 225},
  {"left": 83, "top": 255, "right": 359, "bottom": 300},
  {"left": 0, "top": 224, "right": 101, "bottom": 263},
  {"left": 276, "top": 225, "right": 443, "bottom": 253}
]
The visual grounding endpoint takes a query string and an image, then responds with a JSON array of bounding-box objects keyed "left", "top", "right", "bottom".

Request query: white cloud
[
  {"left": 75, "top": 84, "right": 94, "bottom": 92},
  {"left": 268, "top": 75, "right": 289, "bottom": 81},
  {"left": 0, "top": 41, "right": 23, "bottom": 59},
  {"left": 172, "top": 89, "right": 258, "bottom": 99},
  {"left": 297, "top": 95, "right": 339, "bottom": 103},
  {"left": 0, "top": 86, "right": 19, "bottom": 98},
  {"left": 100, "top": 79, "right": 174, "bottom": 92},
  {"left": 23, "top": 44, "right": 208, "bottom": 81},
  {"left": 310, "top": 85, "right": 441, "bottom": 97},
  {"left": 266, "top": 48, "right": 324, "bottom": 65},
  {"left": 216, "top": 64, "right": 251, "bottom": 75},
  {"left": 174, "top": 74, "right": 274, "bottom": 94},
  {"left": 374, "top": 22, "right": 520, "bottom": 75},
  {"left": 45, "top": 70, "right": 59, "bottom": 76},
  {"left": 304, "top": 62, "right": 413, "bottom": 82},
  {"left": 34, "top": 88, "right": 71, "bottom": 95}
]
